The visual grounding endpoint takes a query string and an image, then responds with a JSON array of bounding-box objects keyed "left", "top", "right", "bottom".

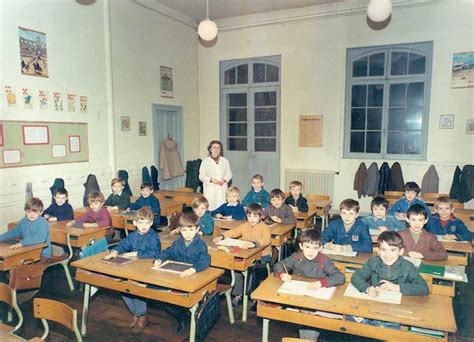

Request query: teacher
[{"left": 199, "top": 140, "right": 232, "bottom": 211}]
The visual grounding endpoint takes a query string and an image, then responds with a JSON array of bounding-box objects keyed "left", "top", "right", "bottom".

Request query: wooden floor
[{"left": 2, "top": 255, "right": 473, "bottom": 342}]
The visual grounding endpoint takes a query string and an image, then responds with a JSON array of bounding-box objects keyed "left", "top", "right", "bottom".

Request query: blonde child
[
  {"left": 427, "top": 196, "right": 472, "bottom": 241},
  {"left": 104, "top": 178, "right": 130, "bottom": 210},
  {"left": 284, "top": 181, "right": 308, "bottom": 213},
  {"left": 210, "top": 186, "right": 246, "bottom": 220},
  {"left": 68, "top": 191, "right": 111, "bottom": 227},
  {"left": 241, "top": 174, "right": 270, "bottom": 208}
]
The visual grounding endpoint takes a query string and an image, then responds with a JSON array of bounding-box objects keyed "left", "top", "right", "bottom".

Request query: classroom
[{"left": 0, "top": 0, "right": 473, "bottom": 341}]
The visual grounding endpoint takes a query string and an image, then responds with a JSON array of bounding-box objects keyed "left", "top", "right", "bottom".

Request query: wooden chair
[
  {"left": 32, "top": 298, "right": 82, "bottom": 342},
  {"left": 306, "top": 194, "right": 331, "bottom": 229},
  {"left": 423, "top": 193, "right": 449, "bottom": 199},
  {"left": 452, "top": 202, "right": 464, "bottom": 209},
  {"left": 384, "top": 191, "right": 404, "bottom": 198},
  {"left": 38, "top": 236, "right": 75, "bottom": 291},
  {"left": 2, "top": 264, "right": 46, "bottom": 333}
]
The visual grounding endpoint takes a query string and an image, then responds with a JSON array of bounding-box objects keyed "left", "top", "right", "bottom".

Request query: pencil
[{"left": 283, "top": 264, "right": 289, "bottom": 275}]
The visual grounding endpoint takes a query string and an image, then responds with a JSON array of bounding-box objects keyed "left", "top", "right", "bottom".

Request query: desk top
[
  {"left": 308, "top": 199, "right": 332, "bottom": 208},
  {"left": 251, "top": 276, "right": 456, "bottom": 333},
  {"left": 295, "top": 210, "right": 316, "bottom": 219},
  {"left": 0, "top": 327, "right": 26, "bottom": 341},
  {"left": 72, "top": 251, "right": 223, "bottom": 293},
  {"left": 0, "top": 241, "right": 46, "bottom": 259},
  {"left": 47, "top": 221, "right": 110, "bottom": 237},
  {"left": 154, "top": 190, "right": 200, "bottom": 200},
  {"left": 214, "top": 220, "right": 295, "bottom": 237}
]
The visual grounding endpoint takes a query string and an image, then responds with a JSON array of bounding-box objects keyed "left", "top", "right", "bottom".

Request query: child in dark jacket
[
  {"left": 362, "top": 196, "right": 406, "bottom": 233},
  {"left": 211, "top": 186, "right": 246, "bottom": 220},
  {"left": 43, "top": 188, "right": 74, "bottom": 221},
  {"left": 274, "top": 229, "right": 345, "bottom": 340},
  {"left": 104, "top": 177, "right": 131, "bottom": 210},
  {"left": 388, "top": 182, "right": 431, "bottom": 220},
  {"left": 154, "top": 213, "right": 211, "bottom": 334},
  {"left": 127, "top": 183, "right": 160, "bottom": 228},
  {"left": 352, "top": 231, "right": 429, "bottom": 296},
  {"left": 284, "top": 180, "right": 308, "bottom": 213},
  {"left": 103, "top": 207, "right": 161, "bottom": 333},
  {"left": 322, "top": 199, "right": 372, "bottom": 253},
  {"left": 426, "top": 197, "right": 472, "bottom": 241}
]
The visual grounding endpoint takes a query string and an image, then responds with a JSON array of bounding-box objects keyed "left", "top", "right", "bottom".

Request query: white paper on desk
[
  {"left": 278, "top": 280, "right": 336, "bottom": 300},
  {"left": 443, "top": 265, "right": 467, "bottom": 282},
  {"left": 216, "top": 238, "right": 249, "bottom": 248},
  {"left": 321, "top": 248, "right": 357, "bottom": 257},
  {"left": 403, "top": 256, "right": 422, "bottom": 268},
  {"left": 369, "top": 229, "right": 381, "bottom": 236},
  {"left": 344, "top": 283, "right": 402, "bottom": 304},
  {"left": 436, "top": 235, "right": 468, "bottom": 243}
]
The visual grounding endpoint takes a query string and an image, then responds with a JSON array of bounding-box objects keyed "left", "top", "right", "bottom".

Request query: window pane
[
  {"left": 229, "top": 108, "right": 247, "bottom": 122},
  {"left": 391, "top": 52, "right": 408, "bottom": 75},
  {"left": 367, "top": 108, "right": 382, "bottom": 130},
  {"left": 224, "top": 68, "right": 236, "bottom": 84},
  {"left": 253, "top": 63, "right": 265, "bottom": 83},
  {"left": 255, "top": 107, "right": 276, "bottom": 121},
  {"left": 351, "top": 108, "right": 365, "bottom": 129},
  {"left": 237, "top": 65, "right": 248, "bottom": 84},
  {"left": 407, "top": 82, "right": 424, "bottom": 106},
  {"left": 404, "top": 131, "right": 421, "bottom": 154},
  {"left": 405, "top": 107, "right": 422, "bottom": 130},
  {"left": 255, "top": 138, "right": 276, "bottom": 152},
  {"left": 228, "top": 93, "right": 247, "bottom": 107},
  {"left": 366, "top": 132, "right": 381, "bottom": 153},
  {"left": 351, "top": 85, "right": 367, "bottom": 107},
  {"left": 255, "top": 123, "right": 276, "bottom": 137},
  {"left": 229, "top": 123, "right": 247, "bottom": 136},
  {"left": 389, "top": 84, "right": 406, "bottom": 106},
  {"left": 353, "top": 56, "right": 368, "bottom": 77},
  {"left": 409, "top": 53, "right": 426, "bottom": 74},
  {"left": 350, "top": 132, "right": 365, "bottom": 153},
  {"left": 369, "top": 53, "right": 385, "bottom": 76},
  {"left": 255, "top": 92, "right": 276, "bottom": 106},
  {"left": 228, "top": 138, "right": 247, "bottom": 151},
  {"left": 266, "top": 64, "right": 279, "bottom": 82},
  {"left": 368, "top": 84, "right": 383, "bottom": 107},
  {"left": 388, "top": 108, "right": 405, "bottom": 130},
  {"left": 387, "top": 131, "right": 403, "bottom": 154}
]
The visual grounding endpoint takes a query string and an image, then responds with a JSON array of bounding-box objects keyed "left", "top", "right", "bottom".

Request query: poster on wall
[
  {"left": 80, "top": 96, "right": 88, "bottom": 113},
  {"left": 67, "top": 93, "right": 76, "bottom": 112},
  {"left": 23, "top": 125, "right": 49, "bottom": 145},
  {"left": 22, "top": 88, "right": 32, "bottom": 109},
  {"left": 451, "top": 51, "right": 474, "bottom": 88},
  {"left": 39, "top": 90, "right": 48, "bottom": 110},
  {"left": 160, "top": 66, "right": 173, "bottom": 98},
  {"left": 5, "top": 86, "right": 17, "bottom": 107},
  {"left": 19, "top": 27, "right": 49, "bottom": 78},
  {"left": 53, "top": 92, "right": 63, "bottom": 111},
  {"left": 121, "top": 116, "right": 130, "bottom": 131},
  {"left": 138, "top": 121, "right": 147, "bottom": 136},
  {"left": 299, "top": 115, "right": 324, "bottom": 147}
]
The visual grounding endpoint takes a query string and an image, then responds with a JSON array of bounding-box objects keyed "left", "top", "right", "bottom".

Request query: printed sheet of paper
[
  {"left": 278, "top": 280, "right": 336, "bottom": 300},
  {"left": 216, "top": 238, "right": 250, "bottom": 248},
  {"left": 344, "top": 283, "right": 402, "bottom": 304},
  {"left": 52, "top": 144, "right": 66, "bottom": 158},
  {"left": 402, "top": 256, "right": 422, "bottom": 268},
  {"left": 3, "top": 150, "right": 21, "bottom": 164},
  {"left": 321, "top": 248, "right": 357, "bottom": 257},
  {"left": 299, "top": 115, "right": 323, "bottom": 147},
  {"left": 23, "top": 126, "right": 49, "bottom": 144}
]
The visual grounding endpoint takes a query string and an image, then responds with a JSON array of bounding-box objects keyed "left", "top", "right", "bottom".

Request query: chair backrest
[
  {"left": 0, "top": 282, "right": 12, "bottom": 306},
  {"left": 9, "top": 264, "right": 46, "bottom": 291},
  {"left": 34, "top": 298, "right": 82, "bottom": 341},
  {"left": 423, "top": 192, "right": 449, "bottom": 199},
  {"left": 451, "top": 202, "right": 464, "bottom": 209},
  {"left": 306, "top": 194, "right": 331, "bottom": 201},
  {"left": 384, "top": 191, "right": 404, "bottom": 198},
  {"left": 177, "top": 187, "right": 193, "bottom": 192}
]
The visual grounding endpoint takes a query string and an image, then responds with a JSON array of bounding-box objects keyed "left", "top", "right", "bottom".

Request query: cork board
[{"left": 299, "top": 115, "right": 323, "bottom": 147}]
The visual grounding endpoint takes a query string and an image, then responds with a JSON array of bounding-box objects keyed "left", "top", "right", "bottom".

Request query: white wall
[
  {"left": 0, "top": 0, "right": 112, "bottom": 230},
  {"left": 110, "top": 0, "right": 200, "bottom": 192},
  {"left": 198, "top": 1, "right": 474, "bottom": 211}
]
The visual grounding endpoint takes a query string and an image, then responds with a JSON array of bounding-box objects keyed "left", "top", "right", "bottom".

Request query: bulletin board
[{"left": 0, "top": 120, "right": 89, "bottom": 168}]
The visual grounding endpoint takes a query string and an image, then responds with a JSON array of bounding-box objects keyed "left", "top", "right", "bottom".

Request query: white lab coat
[{"left": 199, "top": 156, "right": 232, "bottom": 210}]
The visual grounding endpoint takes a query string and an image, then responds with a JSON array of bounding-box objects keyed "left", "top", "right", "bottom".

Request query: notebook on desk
[
  {"left": 321, "top": 248, "right": 358, "bottom": 257},
  {"left": 278, "top": 280, "right": 336, "bottom": 300},
  {"left": 344, "top": 283, "right": 402, "bottom": 304},
  {"left": 216, "top": 238, "right": 250, "bottom": 248},
  {"left": 152, "top": 260, "right": 192, "bottom": 274}
]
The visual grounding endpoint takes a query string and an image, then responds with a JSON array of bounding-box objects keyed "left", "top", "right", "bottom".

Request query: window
[{"left": 344, "top": 42, "right": 432, "bottom": 159}]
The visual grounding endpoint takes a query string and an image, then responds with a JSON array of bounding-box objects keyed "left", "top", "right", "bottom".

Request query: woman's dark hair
[{"left": 207, "top": 140, "right": 224, "bottom": 157}]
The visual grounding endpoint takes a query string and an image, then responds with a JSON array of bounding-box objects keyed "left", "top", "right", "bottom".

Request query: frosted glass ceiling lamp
[
  {"left": 367, "top": 0, "right": 392, "bottom": 22},
  {"left": 198, "top": 0, "right": 218, "bottom": 41}
]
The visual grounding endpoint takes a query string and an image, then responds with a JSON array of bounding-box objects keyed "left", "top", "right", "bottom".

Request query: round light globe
[
  {"left": 367, "top": 0, "right": 392, "bottom": 22},
  {"left": 198, "top": 19, "right": 218, "bottom": 41}
]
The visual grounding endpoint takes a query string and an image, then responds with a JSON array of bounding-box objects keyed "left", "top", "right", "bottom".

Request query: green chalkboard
[{"left": 0, "top": 120, "right": 88, "bottom": 168}]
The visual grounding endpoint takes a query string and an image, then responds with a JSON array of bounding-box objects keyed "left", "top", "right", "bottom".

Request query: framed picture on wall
[
  {"left": 121, "top": 116, "right": 130, "bottom": 131},
  {"left": 19, "top": 27, "right": 49, "bottom": 78},
  {"left": 451, "top": 51, "right": 474, "bottom": 88},
  {"left": 467, "top": 119, "right": 474, "bottom": 134},
  {"left": 439, "top": 114, "right": 454, "bottom": 129},
  {"left": 22, "top": 125, "right": 49, "bottom": 145},
  {"left": 138, "top": 122, "right": 147, "bottom": 136},
  {"left": 160, "top": 66, "right": 173, "bottom": 98},
  {"left": 0, "top": 124, "right": 3, "bottom": 146}
]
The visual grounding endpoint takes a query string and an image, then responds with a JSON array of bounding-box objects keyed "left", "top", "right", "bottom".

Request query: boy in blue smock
[
  {"left": 126, "top": 182, "right": 161, "bottom": 228},
  {"left": 154, "top": 213, "right": 211, "bottom": 334},
  {"left": 427, "top": 196, "right": 472, "bottom": 241},
  {"left": 103, "top": 207, "right": 161, "bottom": 333},
  {"left": 211, "top": 186, "right": 246, "bottom": 220},
  {"left": 43, "top": 188, "right": 74, "bottom": 222},
  {"left": 1, "top": 198, "right": 52, "bottom": 259},
  {"left": 388, "top": 182, "right": 431, "bottom": 220},
  {"left": 322, "top": 199, "right": 372, "bottom": 253},
  {"left": 241, "top": 174, "right": 270, "bottom": 208},
  {"left": 362, "top": 196, "right": 406, "bottom": 233}
]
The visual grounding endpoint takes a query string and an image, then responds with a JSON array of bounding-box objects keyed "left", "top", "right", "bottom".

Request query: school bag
[{"left": 195, "top": 290, "right": 220, "bottom": 341}]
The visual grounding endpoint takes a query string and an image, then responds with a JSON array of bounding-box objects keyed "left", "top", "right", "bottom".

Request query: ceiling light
[
  {"left": 367, "top": 0, "right": 392, "bottom": 22},
  {"left": 198, "top": 0, "right": 218, "bottom": 41}
]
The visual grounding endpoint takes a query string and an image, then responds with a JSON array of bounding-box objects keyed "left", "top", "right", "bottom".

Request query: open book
[
  {"left": 344, "top": 283, "right": 402, "bottom": 304},
  {"left": 152, "top": 260, "right": 192, "bottom": 274},
  {"left": 436, "top": 235, "right": 467, "bottom": 243},
  {"left": 321, "top": 248, "right": 358, "bottom": 257},
  {"left": 216, "top": 238, "right": 250, "bottom": 248},
  {"left": 278, "top": 280, "right": 336, "bottom": 300}
]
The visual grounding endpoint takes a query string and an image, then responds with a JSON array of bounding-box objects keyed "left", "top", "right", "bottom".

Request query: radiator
[{"left": 284, "top": 169, "right": 336, "bottom": 198}]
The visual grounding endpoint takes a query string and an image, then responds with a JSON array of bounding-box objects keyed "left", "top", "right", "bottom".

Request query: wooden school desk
[
  {"left": 154, "top": 190, "right": 201, "bottom": 206},
  {"left": 72, "top": 252, "right": 223, "bottom": 342},
  {"left": 0, "top": 240, "right": 45, "bottom": 271},
  {"left": 252, "top": 276, "right": 456, "bottom": 342},
  {"left": 160, "top": 233, "right": 265, "bottom": 322},
  {"left": 307, "top": 199, "right": 332, "bottom": 229},
  {"left": 294, "top": 210, "right": 316, "bottom": 230},
  {"left": 0, "top": 327, "right": 27, "bottom": 341}
]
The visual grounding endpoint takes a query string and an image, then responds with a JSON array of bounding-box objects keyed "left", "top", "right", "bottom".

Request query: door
[
  {"left": 220, "top": 57, "right": 281, "bottom": 192},
  {"left": 152, "top": 104, "right": 184, "bottom": 190}
]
